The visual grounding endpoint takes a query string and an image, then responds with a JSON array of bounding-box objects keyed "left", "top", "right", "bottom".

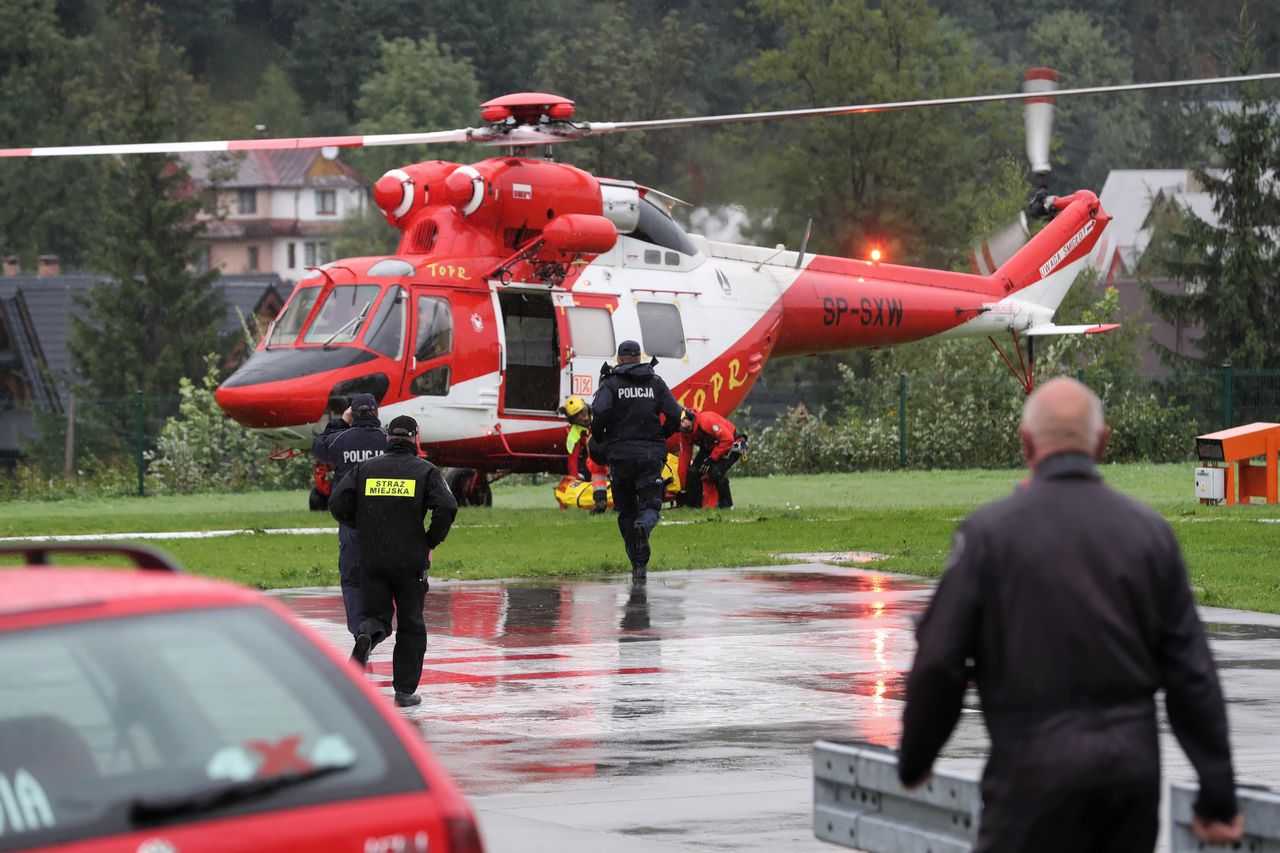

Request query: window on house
[
  {"left": 316, "top": 190, "right": 336, "bottom": 215},
  {"left": 304, "top": 242, "right": 316, "bottom": 267},
  {"left": 288, "top": 243, "right": 296, "bottom": 269},
  {"left": 238, "top": 189, "right": 257, "bottom": 215},
  {"left": 247, "top": 246, "right": 259, "bottom": 271}
]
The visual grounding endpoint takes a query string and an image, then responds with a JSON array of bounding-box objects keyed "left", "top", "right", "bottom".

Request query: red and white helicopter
[{"left": 6, "top": 70, "right": 1278, "bottom": 504}]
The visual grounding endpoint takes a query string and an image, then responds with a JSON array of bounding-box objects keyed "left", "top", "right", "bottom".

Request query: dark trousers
[
  {"left": 358, "top": 564, "right": 428, "bottom": 695},
  {"left": 336, "top": 524, "right": 363, "bottom": 636},
  {"left": 691, "top": 450, "right": 738, "bottom": 508},
  {"left": 609, "top": 454, "right": 666, "bottom": 566},
  {"left": 977, "top": 780, "right": 1158, "bottom": 852}
]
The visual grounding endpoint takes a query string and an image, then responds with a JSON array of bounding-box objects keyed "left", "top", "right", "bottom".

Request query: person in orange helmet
[{"left": 677, "top": 408, "right": 746, "bottom": 509}]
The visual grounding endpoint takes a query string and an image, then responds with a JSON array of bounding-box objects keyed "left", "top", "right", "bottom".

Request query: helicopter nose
[{"left": 215, "top": 380, "right": 326, "bottom": 429}]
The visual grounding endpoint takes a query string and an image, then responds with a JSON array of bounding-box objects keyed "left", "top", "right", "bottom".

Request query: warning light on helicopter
[{"left": 869, "top": 248, "right": 883, "bottom": 263}]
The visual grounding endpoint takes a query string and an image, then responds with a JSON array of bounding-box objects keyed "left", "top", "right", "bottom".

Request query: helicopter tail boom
[{"left": 771, "top": 190, "right": 1108, "bottom": 356}]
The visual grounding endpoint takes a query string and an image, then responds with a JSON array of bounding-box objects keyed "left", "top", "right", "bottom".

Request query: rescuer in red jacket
[
  {"left": 560, "top": 395, "right": 609, "bottom": 514},
  {"left": 677, "top": 409, "right": 746, "bottom": 509}
]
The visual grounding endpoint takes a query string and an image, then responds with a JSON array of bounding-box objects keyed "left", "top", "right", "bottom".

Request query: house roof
[
  {"left": 180, "top": 150, "right": 365, "bottom": 190},
  {"left": 0, "top": 273, "right": 285, "bottom": 393},
  {"left": 1095, "top": 169, "right": 1212, "bottom": 278}
]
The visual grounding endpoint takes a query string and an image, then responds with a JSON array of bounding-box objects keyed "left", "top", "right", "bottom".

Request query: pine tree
[
  {"left": 69, "top": 0, "right": 225, "bottom": 401},
  {"left": 1143, "top": 12, "right": 1280, "bottom": 368}
]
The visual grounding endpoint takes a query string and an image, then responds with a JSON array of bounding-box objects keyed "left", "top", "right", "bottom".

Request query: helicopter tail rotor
[
  {"left": 969, "top": 67, "right": 1061, "bottom": 272},
  {"left": 1023, "top": 67, "right": 1058, "bottom": 188}
]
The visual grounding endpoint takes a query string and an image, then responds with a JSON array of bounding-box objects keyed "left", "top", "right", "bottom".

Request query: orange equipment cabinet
[{"left": 1195, "top": 422, "right": 1280, "bottom": 505}]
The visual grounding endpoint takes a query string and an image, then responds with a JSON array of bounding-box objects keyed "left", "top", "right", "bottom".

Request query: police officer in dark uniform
[
  {"left": 328, "top": 415, "right": 458, "bottom": 708},
  {"left": 898, "top": 378, "right": 1241, "bottom": 851},
  {"left": 312, "top": 392, "right": 386, "bottom": 637},
  {"left": 590, "top": 340, "right": 685, "bottom": 580}
]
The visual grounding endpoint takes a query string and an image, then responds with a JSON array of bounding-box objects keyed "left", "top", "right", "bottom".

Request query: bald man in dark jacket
[{"left": 898, "top": 377, "right": 1242, "bottom": 851}]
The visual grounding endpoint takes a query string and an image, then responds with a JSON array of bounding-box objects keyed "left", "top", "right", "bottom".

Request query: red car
[{"left": 0, "top": 544, "right": 483, "bottom": 853}]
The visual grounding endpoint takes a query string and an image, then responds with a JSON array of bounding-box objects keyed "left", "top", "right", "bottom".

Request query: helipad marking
[{"left": 0, "top": 527, "right": 338, "bottom": 543}]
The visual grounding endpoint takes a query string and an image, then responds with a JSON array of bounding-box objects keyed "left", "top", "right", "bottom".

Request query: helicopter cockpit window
[
  {"left": 409, "top": 365, "right": 450, "bottom": 396},
  {"left": 566, "top": 307, "right": 615, "bottom": 357},
  {"left": 414, "top": 297, "right": 453, "bottom": 362},
  {"left": 629, "top": 197, "right": 698, "bottom": 257},
  {"left": 363, "top": 287, "right": 406, "bottom": 359},
  {"left": 637, "top": 302, "right": 686, "bottom": 359},
  {"left": 267, "top": 287, "right": 320, "bottom": 347},
  {"left": 302, "top": 285, "right": 381, "bottom": 345}
]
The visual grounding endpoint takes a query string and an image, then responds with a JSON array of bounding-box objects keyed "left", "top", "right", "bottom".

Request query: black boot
[{"left": 631, "top": 522, "right": 650, "bottom": 580}]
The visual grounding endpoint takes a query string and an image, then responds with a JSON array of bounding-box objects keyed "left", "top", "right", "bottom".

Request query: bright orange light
[{"left": 870, "top": 248, "right": 883, "bottom": 263}]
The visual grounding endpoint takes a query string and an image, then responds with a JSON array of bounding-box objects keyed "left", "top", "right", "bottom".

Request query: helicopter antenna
[{"left": 794, "top": 218, "right": 814, "bottom": 270}]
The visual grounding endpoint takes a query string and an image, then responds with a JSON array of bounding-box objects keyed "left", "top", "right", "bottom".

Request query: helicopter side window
[
  {"left": 302, "top": 285, "right": 381, "bottom": 345},
  {"left": 363, "top": 287, "right": 406, "bottom": 359},
  {"left": 637, "top": 302, "right": 686, "bottom": 358},
  {"left": 267, "top": 287, "right": 320, "bottom": 347},
  {"left": 414, "top": 297, "right": 453, "bottom": 362},
  {"left": 566, "top": 307, "right": 615, "bottom": 357},
  {"left": 409, "top": 365, "right": 450, "bottom": 396},
  {"left": 629, "top": 197, "right": 698, "bottom": 256}
]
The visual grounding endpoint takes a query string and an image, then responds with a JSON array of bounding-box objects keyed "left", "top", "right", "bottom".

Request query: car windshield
[{"left": 0, "top": 606, "right": 422, "bottom": 849}]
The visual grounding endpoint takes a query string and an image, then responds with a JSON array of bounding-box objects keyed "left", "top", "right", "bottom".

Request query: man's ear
[
  {"left": 1094, "top": 426, "right": 1112, "bottom": 461},
  {"left": 1019, "top": 426, "right": 1034, "bottom": 466}
]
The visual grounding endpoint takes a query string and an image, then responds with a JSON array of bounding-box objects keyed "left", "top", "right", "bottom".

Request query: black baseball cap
[
  {"left": 617, "top": 340, "right": 641, "bottom": 357},
  {"left": 387, "top": 415, "right": 419, "bottom": 437},
  {"left": 350, "top": 393, "right": 378, "bottom": 410}
]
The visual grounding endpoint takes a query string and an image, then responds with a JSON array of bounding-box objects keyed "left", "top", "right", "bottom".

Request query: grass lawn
[{"left": 3, "top": 464, "right": 1278, "bottom": 612}]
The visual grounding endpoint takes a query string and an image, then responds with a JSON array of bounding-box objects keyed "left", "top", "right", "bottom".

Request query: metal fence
[
  {"left": 814, "top": 741, "right": 1280, "bottom": 852},
  {"left": 2, "top": 393, "right": 182, "bottom": 496},
  {"left": 741, "top": 367, "right": 1280, "bottom": 469}
]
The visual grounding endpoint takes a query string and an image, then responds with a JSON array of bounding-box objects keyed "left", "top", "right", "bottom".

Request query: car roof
[{"left": 0, "top": 568, "right": 266, "bottom": 620}]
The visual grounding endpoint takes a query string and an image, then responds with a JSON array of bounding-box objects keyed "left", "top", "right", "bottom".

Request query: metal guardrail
[
  {"left": 814, "top": 740, "right": 980, "bottom": 852},
  {"left": 815, "top": 742, "right": 1280, "bottom": 852},
  {"left": 1171, "top": 781, "right": 1280, "bottom": 852}
]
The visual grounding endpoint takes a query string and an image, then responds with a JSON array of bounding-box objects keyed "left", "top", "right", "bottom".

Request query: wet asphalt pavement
[{"left": 276, "top": 560, "right": 1280, "bottom": 852}]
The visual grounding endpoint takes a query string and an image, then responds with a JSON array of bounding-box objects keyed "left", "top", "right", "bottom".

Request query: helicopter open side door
[{"left": 494, "top": 286, "right": 563, "bottom": 414}]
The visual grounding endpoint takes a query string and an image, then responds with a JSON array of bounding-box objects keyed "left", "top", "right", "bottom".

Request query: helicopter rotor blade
[
  {"left": 2, "top": 71, "right": 1278, "bottom": 159},
  {"left": 586, "top": 71, "right": 1280, "bottom": 138},
  {"left": 0, "top": 128, "right": 483, "bottom": 159}
]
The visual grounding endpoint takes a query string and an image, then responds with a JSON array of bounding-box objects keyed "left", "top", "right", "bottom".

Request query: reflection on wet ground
[{"left": 277, "top": 565, "right": 1280, "bottom": 852}]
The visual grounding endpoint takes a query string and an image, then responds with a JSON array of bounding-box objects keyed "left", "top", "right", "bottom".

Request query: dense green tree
[
  {"left": 288, "top": 0, "right": 426, "bottom": 128},
  {"left": 736, "top": 0, "right": 1020, "bottom": 269},
  {"left": 534, "top": 3, "right": 708, "bottom": 190},
  {"left": 0, "top": 0, "right": 108, "bottom": 268},
  {"left": 155, "top": 0, "right": 233, "bottom": 75},
  {"left": 1025, "top": 10, "right": 1135, "bottom": 193},
  {"left": 1142, "top": 15, "right": 1280, "bottom": 368},
  {"left": 247, "top": 64, "right": 308, "bottom": 138},
  {"left": 69, "top": 0, "right": 225, "bottom": 399},
  {"left": 350, "top": 36, "right": 481, "bottom": 181}
]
